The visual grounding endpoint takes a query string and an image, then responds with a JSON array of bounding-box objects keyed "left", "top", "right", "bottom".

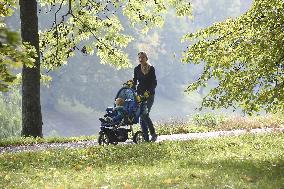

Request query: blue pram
[{"left": 98, "top": 85, "right": 146, "bottom": 145}]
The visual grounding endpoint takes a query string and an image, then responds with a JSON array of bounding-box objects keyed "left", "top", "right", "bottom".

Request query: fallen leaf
[
  {"left": 86, "top": 166, "right": 93, "bottom": 172},
  {"left": 123, "top": 182, "right": 132, "bottom": 189}
]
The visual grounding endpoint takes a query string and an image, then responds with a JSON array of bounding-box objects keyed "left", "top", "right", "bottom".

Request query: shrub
[
  {"left": 192, "top": 113, "right": 226, "bottom": 128},
  {"left": 0, "top": 88, "right": 21, "bottom": 139}
]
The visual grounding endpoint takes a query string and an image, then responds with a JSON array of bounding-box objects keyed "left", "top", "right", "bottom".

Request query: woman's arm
[
  {"left": 149, "top": 66, "right": 157, "bottom": 94},
  {"left": 133, "top": 67, "right": 138, "bottom": 90}
]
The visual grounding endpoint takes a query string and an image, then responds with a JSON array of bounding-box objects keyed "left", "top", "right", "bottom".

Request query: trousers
[{"left": 140, "top": 94, "right": 156, "bottom": 141}]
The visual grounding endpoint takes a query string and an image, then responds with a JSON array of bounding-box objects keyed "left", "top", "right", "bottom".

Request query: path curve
[{"left": 0, "top": 127, "right": 283, "bottom": 154}]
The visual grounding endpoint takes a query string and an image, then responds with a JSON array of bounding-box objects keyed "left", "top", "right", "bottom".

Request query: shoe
[{"left": 150, "top": 134, "right": 157, "bottom": 142}]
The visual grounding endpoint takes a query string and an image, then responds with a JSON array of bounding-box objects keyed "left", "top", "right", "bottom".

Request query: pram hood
[{"left": 115, "top": 86, "right": 136, "bottom": 102}]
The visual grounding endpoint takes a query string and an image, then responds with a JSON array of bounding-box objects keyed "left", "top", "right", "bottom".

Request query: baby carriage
[{"left": 98, "top": 82, "right": 146, "bottom": 145}]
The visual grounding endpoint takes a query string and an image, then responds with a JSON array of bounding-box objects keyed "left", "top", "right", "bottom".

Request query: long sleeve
[
  {"left": 149, "top": 67, "right": 157, "bottom": 95},
  {"left": 133, "top": 64, "right": 157, "bottom": 95},
  {"left": 133, "top": 67, "right": 138, "bottom": 90},
  {"left": 112, "top": 107, "right": 124, "bottom": 123}
]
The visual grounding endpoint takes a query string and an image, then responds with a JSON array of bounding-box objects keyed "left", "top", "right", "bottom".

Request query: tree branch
[{"left": 46, "top": 0, "right": 124, "bottom": 73}]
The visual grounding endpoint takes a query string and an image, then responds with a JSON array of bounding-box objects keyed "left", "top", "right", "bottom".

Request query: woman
[{"left": 133, "top": 52, "right": 157, "bottom": 142}]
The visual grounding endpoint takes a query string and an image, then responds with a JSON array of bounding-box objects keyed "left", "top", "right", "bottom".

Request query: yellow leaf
[
  {"left": 86, "top": 166, "right": 93, "bottom": 172},
  {"left": 241, "top": 175, "right": 254, "bottom": 182},
  {"left": 163, "top": 178, "right": 173, "bottom": 184},
  {"left": 163, "top": 177, "right": 181, "bottom": 184},
  {"left": 123, "top": 182, "right": 132, "bottom": 189}
]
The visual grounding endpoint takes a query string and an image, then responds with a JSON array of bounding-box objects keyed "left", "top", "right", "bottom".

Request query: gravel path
[{"left": 0, "top": 127, "right": 283, "bottom": 154}]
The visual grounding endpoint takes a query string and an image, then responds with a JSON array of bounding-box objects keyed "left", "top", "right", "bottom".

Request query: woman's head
[
  {"left": 115, "top": 98, "right": 124, "bottom": 106},
  {"left": 138, "top": 52, "right": 148, "bottom": 66}
]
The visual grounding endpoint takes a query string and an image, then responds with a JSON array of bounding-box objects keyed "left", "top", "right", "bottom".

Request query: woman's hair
[{"left": 138, "top": 51, "right": 148, "bottom": 61}]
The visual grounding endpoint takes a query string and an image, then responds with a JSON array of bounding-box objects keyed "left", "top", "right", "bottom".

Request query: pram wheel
[
  {"left": 133, "top": 131, "right": 145, "bottom": 144},
  {"left": 111, "top": 141, "right": 118, "bottom": 145},
  {"left": 98, "top": 132, "right": 110, "bottom": 146}
]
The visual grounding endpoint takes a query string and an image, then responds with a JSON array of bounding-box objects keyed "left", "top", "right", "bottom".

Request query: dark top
[
  {"left": 133, "top": 64, "right": 157, "bottom": 95},
  {"left": 112, "top": 106, "right": 125, "bottom": 123}
]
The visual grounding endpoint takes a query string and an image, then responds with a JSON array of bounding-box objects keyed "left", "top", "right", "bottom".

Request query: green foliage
[
  {"left": 0, "top": 133, "right": 283, "bottom": 188},
  {"left": 192, "top": 113, "right": 225, "bottom": 128},
  {"left": 182, "top": 0, "right": 284, "bottom": 114},
  {"left": 0, "top": 88, "right": 21, "bottom": 139},
  {"left": 0, "top": 1, "right": 36, "bottom": 92},
  {"left": 2, "top": 0, "right": 187, "bottom": 92},
  {"left": 218, "top": 113, "right": 284, "bottom": 130},
  {"left": 156, "top": 119, "right": 210, "bottom": 134},
  {"left": 39, "top": 0, "right": 244, "bottom": 117},
  {"left": 0, "top": 0, "right": 17, "bottom": 17},
  {"left": 156, "top": 113, "right": 284, "bottom": 135},
  {"left": 38, "top": 0, "right": 192, "bottom": 71}
]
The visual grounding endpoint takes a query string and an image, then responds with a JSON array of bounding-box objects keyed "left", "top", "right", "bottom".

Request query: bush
[
  {"left": 218, "top": 113, "right": 284, "bottom": 130},
  {"left": 0, "top": 89, "right": 21, "bottom": 139},
  {"left": 155, "top": 113, "right": 283, "bottom": 135},
  {"left": 155, "top": 118, "right": 210, "bottom": 135},
  {"left": 192, "top": 113, "right": 226, "bottom": 128}
]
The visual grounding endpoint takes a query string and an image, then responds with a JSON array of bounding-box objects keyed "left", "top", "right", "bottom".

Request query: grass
[
  {"left": 0, "top": 135, "right": 97, "bottom": 147},
  {"left": 0, "top": 133, "right": 283, "bottom": 188}
]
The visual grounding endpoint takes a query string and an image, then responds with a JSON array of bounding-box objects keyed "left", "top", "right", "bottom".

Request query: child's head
[{"left": 115, "top": 98, "right": 124, "bottom": 106}]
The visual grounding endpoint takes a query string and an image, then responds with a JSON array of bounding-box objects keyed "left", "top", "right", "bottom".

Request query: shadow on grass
[{"left": 175, "top": 158, "right": 284, "bottom": 188}]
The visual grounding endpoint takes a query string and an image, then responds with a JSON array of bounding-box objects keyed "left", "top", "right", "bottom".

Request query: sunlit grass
[
  {"left": 0, "top": 135, "right": 97, "bottom": 147},
  {"left": 0, "top": 133, "right": 283, "bottom": 188},
  {"left": 156, "top": 113, "right": 284, "bottom": 135}
]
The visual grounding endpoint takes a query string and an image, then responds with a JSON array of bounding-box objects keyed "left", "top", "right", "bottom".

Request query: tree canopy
[
  {"left": 1, "top": 0, "right": 192, "bottom": 91},
  {"left": 182, "top": 0, "right": 284, "bottom": 114},
  {"left": 39, "top": 0, "right": 192, "bottom": 71},
  {"left": 2, "top": 0, "right": 283, "bottom": 116},
  {"left": 2, "top": 0, "right": 193, "bottom": 137},
  {"left": 0, "top": 0, "right": 34, "bottom": 91}
]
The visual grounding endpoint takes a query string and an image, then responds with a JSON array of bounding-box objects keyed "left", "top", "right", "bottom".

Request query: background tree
[
  {"left": 182, "top": 0, "right": 284, "bottom": 114},
  {"left": 16, "top": 0, "right": 192, "bottom": 137},
  {"left": 19, "top": 0, "right": 43, "bottom": 137},
  {"left": 2, "top": 0, "right": 254, "bottom": 137},
  {"left": 0, "top": 88, "right": 21, "bottom": 139},
  {"left": 39, "top": 0, "right": 192, "bottom": 70},
  {"left": 37, "top": 0, "right": 247, "bottom": 136}
]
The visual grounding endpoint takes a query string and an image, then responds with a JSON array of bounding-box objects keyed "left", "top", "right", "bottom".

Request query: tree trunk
[{"left": 20, "top": 0, "right": 43, "bottom": 137}]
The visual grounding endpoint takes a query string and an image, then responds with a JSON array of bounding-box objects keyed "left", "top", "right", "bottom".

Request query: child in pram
[{"left": 99, "top": 98, "right": 125, "bottom": 125}]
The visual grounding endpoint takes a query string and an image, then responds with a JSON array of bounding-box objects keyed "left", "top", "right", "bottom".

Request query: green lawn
[
  {"left": 0, "top": 133, "right": 283, "bottom": 188},
  {"left": 0, "top": 135, "right": 98, "bottom": 147}
]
